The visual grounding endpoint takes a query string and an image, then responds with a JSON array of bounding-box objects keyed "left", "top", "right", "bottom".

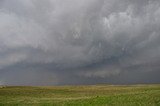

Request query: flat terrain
[{"left": 0, "top": 84, "right": 160, "bottom": 106}]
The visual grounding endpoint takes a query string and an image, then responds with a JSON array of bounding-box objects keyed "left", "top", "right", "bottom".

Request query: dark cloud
[{"left": 0, "top": 0, "right": 160, "bottom": 85}]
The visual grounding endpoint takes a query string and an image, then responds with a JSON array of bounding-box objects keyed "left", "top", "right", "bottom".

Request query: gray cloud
[{"left": 0, "top": 0, "right": 160, "bottom": 85}]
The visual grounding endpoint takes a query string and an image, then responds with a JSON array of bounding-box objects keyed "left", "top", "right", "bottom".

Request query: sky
[{"left": 0, "top": 0, "right": 160, "bottom": 85}]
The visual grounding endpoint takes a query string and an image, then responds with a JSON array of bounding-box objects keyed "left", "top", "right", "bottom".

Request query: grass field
[{"left": 0, "top": 84, "right": 160, "bottom": 106}]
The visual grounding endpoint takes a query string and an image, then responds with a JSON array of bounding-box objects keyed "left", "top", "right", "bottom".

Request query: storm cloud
[{"left": 0, "top": 0, "right": 160, "bottom": 85}]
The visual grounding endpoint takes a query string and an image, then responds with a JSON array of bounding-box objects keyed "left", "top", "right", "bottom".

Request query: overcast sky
[{"left": 0, "top": 0, "right": 160, "bottom": 85}]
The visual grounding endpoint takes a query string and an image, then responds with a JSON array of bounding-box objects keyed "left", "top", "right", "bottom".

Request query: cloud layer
[{"left": 0, "top": 0, "right": 160, "bottom": 85}]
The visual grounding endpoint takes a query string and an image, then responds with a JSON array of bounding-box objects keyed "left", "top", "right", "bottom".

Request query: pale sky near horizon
[{"left": 0, "top": 0, "right": 160, "bottom": 85}]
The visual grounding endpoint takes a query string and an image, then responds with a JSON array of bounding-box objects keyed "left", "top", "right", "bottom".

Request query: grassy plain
[{"left": 0, "top": 84, "right": 160, "bottom": 106}]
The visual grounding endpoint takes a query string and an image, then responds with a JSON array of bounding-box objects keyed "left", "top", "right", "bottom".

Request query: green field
[{"left": 0, "top": 84, "right": 160, "bottom": 106}]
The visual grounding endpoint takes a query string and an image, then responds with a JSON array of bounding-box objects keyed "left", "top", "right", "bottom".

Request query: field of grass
[{"left": 0, "top": 84, "right": 160, "bottom": 106}]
